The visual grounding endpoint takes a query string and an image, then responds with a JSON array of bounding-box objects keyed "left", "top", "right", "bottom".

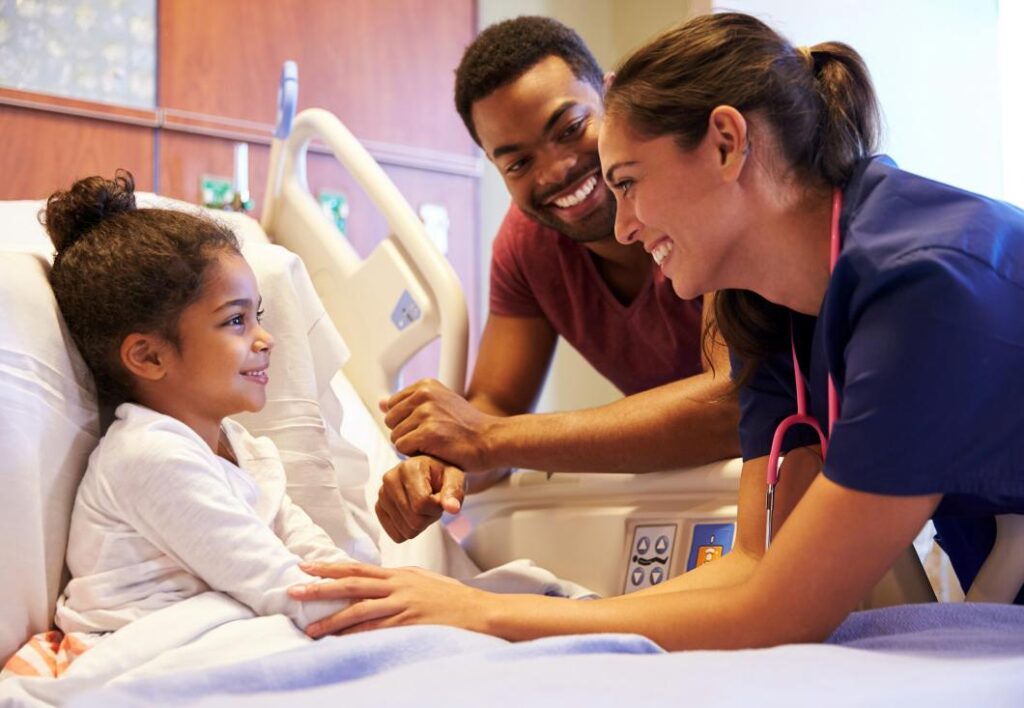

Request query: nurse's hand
[
  {"left": 289, "top": 562, "right": 490, "bottom": 637},
  {"left": 380, "top": 379, "right": 497, "bottom": 472},
  {"left": 376, "top": 455, "right": 464, "bottom": 543}
]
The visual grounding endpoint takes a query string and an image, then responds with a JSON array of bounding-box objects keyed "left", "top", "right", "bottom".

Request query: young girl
[
  {"left": 288, "top": 12, "right": 1024, "bottom": 649},
  {"left": 4, "top": 172, "right": 354, "bottom": 676}
]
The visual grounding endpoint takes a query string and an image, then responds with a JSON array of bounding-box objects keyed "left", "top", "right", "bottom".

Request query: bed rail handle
[{"left": 268, "top": 108, "right": 468, "bottom": 395}]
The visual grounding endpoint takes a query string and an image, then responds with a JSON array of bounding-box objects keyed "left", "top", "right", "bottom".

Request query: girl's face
[
  {"left": 161, "top": 253, "right": 273, "bottom": 431},
  {"left": 598, "top": 115, "right": 743, "bottom": 300}
]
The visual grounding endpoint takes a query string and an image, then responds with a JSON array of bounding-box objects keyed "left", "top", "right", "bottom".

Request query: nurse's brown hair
[
  {"left": 44, "top": 170, "right": 240, "bottom": 406},
  {"left": 604, "top": 13, "right": 881, "bottom": 383}
]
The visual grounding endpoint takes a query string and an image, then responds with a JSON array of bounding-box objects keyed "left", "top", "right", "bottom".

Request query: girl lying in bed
[{"left": 2, "top": 171, "right": 354, "bottom": 678}]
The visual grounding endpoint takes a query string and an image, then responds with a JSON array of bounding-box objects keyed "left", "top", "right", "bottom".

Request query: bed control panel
[
  {"left": 685, "top": 522, "right": 735, "bottom": 572},
  {"left": 390, "top": 290, "right": 422, "bottom": 331},
  {"left": 622, "top": 519, "right": 737, "bottom": 594},
  {"left": 624, "top": 524, "right": 677, "bottom": 593}
]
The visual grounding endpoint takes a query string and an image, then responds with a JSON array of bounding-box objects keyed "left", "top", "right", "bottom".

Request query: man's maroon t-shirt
[{"left": 489, "top": 204, "right": 704, "bottom": 395}]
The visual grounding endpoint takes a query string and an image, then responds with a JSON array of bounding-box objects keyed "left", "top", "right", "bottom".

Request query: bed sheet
[{"left": 60, "top": 603, "right": 1024, "bottom": 708}]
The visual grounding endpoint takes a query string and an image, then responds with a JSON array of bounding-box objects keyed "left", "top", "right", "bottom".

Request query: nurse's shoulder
[{"left": 842, "top": 156, "right": 1024, "bottom": 286}]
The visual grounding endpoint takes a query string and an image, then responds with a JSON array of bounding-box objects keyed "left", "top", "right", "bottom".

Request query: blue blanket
[{"left": 73, "top": 604, "right": 1024, "bottom": 707}]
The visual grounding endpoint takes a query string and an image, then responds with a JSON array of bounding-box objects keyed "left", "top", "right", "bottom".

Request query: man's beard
[{"left": 523, "top": 160, "right": 616, "bottom": 243}]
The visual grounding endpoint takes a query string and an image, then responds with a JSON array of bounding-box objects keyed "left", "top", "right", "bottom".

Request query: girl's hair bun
[{"left": 44, "top": 169, "right": 137, "bottom": 254}]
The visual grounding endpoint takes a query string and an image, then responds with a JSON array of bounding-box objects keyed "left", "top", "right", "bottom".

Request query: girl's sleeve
[{"left": 117, "top": 443, "right": 349, "bottom": 628}]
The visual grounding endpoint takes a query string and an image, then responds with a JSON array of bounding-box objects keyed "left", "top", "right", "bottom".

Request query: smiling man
[{"left": 372, "top": 16, "right": 740, "bottom": 544}]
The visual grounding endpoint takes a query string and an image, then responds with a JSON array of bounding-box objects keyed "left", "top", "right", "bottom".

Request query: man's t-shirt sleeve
[{"left": 489, "top": 206, "right": 545, "bottom": 318}]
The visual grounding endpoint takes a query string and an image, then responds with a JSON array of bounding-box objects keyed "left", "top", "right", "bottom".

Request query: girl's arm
[{"left": 122, "top": 446, "right": 349, "bottom": 627}]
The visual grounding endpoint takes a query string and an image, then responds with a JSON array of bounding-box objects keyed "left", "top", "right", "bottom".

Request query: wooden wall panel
[
  {"left": 0, "top": 106, "right": 154, "bottom": 200},
  {"left": 158, "top": 0, "right": 477, "bottom": 156},
  {"left": 3, "top": 0, "right": 481, "bottom": 385},
  {"left": 157, "top": 132, "right": 269, "bottom": 205}
]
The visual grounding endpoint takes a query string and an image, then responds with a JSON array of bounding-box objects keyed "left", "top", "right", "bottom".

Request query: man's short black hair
[{"left": 455, "top": 16, "right": 603, "bottom": 146}]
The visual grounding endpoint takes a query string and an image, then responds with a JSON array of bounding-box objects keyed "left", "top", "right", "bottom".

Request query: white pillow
[{"left": 0, "top": 251, "right": 100, "bottom": 665}]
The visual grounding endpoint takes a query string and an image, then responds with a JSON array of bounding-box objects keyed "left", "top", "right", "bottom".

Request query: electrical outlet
[
  {"left": 418, "top": 203, "right": 449, "bottom": 255},
  {"left": 623, "top": 524, "right": 677, "bottom": 594}
]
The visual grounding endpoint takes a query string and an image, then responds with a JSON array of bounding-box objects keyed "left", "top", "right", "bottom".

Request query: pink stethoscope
[{"left": 764, "top": 188, "right": 843, "bottom": 551}]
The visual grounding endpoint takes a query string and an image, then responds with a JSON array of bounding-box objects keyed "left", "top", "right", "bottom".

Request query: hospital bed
[{"left": 1, "top": 68, "right": 1023, "bottom": 707}]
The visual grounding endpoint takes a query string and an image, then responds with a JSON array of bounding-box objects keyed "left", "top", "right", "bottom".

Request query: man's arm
[
  {"left": 384, "top": 296, "right": 740, "bottom": 473},
  {"left": 382, "top": 312, "right": 558, "bottom": 475}
]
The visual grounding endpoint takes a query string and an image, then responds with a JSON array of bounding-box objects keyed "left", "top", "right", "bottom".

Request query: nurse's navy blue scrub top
[{"left": 733, "top": 156, "right": 1024, "bottom": 602}]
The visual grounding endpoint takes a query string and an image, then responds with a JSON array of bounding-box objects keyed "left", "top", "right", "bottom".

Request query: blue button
[
  {"left": 636, "top": 536, "right": 651, "bottom": 554},
  {"left": 655, "top": 535, "right": 669, "bottom": 554},
  {"left": 650, "top": 567, "right": 664, "bottom": 585},
  {"left": 631, "top": 568, "right": 645, "bottom": 586}
]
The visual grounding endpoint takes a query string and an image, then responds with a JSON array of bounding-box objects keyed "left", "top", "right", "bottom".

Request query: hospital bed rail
[{"left": 261, "top": 100, "right": 468, "bottom": 433}]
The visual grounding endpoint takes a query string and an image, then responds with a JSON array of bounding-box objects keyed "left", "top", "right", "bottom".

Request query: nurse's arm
[{"left": 484, "top": 476, "right": 940, "bottom": 649}]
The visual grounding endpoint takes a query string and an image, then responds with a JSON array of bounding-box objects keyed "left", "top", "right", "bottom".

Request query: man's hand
[
  {"left": 381, "top": 379, "right": 498, "bottom": 472},
  {"left": 375, "top": 455, "right": 465, "bottom": 543}
]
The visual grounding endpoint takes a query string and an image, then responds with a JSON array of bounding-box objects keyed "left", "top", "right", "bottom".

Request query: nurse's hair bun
[{"left": 44, "top": 169, "right": 137, "bottom": 254}]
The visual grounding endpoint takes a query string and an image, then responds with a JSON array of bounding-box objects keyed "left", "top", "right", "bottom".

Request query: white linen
[
  {"left": 0, "top": 252, "right": 100, "bottom": 666},
  {"left": 234, "top": 241, "right": 381, "bottom": 563},
  {"left": 1, "top": 592, "right": 304, "bottom": 708},
  {"left": 56, "top": 403, "right": 352, "bottom": 634}
]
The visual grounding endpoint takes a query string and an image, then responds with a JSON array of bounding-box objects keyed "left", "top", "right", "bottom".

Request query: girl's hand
[{"left": 288, "top": 562, "right": 491, "bottom": 638}]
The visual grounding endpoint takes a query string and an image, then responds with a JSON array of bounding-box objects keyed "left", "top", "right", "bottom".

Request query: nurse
[{"left": 292, "top": 12, "right": 1024, "bottom": 648}]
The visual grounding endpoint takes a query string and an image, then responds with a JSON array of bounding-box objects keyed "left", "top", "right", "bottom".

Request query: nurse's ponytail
[
  {"left": 803, "top": 42, "right": 880, "bottom": 187},
  {"left": 605, "top": 13, "right": 881, "bottom": 382}
]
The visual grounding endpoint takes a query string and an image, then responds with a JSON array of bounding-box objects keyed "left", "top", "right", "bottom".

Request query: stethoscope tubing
[{"left": 764, "top": 188, "right": 843, "bottom": 551}]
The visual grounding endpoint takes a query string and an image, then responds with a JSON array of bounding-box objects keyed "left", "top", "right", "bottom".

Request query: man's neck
[{"left": 581, "top": 237, "right": 652, "bottom": 305}]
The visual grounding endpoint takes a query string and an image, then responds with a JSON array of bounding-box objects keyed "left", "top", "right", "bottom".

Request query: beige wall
[
  {"left": 717, "top": 0, "right": 1002, "bottom": 199},
  {"left": 476, "top": 0, "right": 707, "bottom": 412}
]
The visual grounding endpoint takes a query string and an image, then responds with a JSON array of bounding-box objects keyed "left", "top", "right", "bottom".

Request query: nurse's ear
[{"left": 707, "top": 106, "right": 749, "bottom": 182}]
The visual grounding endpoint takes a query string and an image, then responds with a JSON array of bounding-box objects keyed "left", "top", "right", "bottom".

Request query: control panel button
[
  {"left": 697, "top": 545, "right": 723, "bottom": 567},
  {"left": 686, "top": 523, "right": 736, "bottom": 572},
  {"left": 624, "top": 524, "right": 677, "bottom": 594}
]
